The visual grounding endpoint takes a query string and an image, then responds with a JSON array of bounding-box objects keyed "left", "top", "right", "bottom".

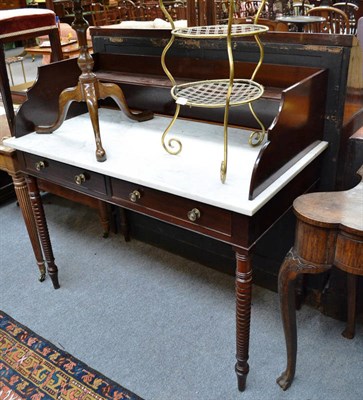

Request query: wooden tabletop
[
  {"left": 25, "top": 41, "right": 79, "bottom": 55},
  {"left": 293, "top": 165, "right": 363, "bottom": 234},
  {"left": 25, "top": 40, "right": 92, "bottom": 57}
]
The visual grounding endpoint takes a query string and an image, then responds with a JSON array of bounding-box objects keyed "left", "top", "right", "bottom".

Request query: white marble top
[
  {"left": 4, "top": 108, "right": 328, "bottom": 216},
  {"left": 102, "top": 18, "right": 188, "bottom": 30}
]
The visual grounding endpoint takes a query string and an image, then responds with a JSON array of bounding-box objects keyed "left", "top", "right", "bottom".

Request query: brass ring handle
[
  {"left": 187, "top": 208, "right": 201, "bottom": 222},
  {"left": 35, "top": 161, "right": 46, "bottom": 171},
  {"left": 74, "top": 173, "right": 86, "bottom": 185},
  {"left": 129, "top": 190, "right": 141, "bottom": 203}
]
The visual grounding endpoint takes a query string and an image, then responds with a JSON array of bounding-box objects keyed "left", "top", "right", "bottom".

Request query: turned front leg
[
  {"left": 234, "top": 250, "right": 252, "bottom": 392},
  {"left": 26, "top": 175, "right": 60, "bottom": 289},
  {"left": 10, "top": 171, "right": 46, "bottom": 282}
]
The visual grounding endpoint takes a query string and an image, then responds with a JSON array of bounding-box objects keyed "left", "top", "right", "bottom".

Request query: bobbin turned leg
[
  {"left": 234, "top": 249, "right": 252, "bottom": 391},
  {"left": 26, "top": 175, "right": 60, "bottom": 289}
]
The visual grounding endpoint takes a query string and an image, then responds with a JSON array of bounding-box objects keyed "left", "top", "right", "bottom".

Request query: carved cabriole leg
[
  {"left": 294, "top": 274, "right": 305, "bottom": 310},
  {"left": 98, "top": 82, "right": 154, "bottom": 123},
  {"left": 276, "top": 249, "right": 299, "bottom": 391},
  {"left": 9, "top": 171, "right": 46, "bottom": 282},
  {"left": 277, "top": 248, "right": 331, "bottom": 391},
  {"left": 25, "top": 175, "right": 60, "bottom": 289},
  {"left": 234, "top": 249, "right": 252, "bottom": 392},
  {"left": 342, "top": 274, "right": 357, "bottom": 339},
  {"left": 36, "top": 84, "right": 82, "bottom": 134},
  {"left": 83, "top": 80, "right": 106, "bottom": 162}
]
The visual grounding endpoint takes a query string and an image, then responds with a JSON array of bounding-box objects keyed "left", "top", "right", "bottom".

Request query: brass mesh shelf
[
  {"left": 159, "top": 0, "right": 268, "bottom": 183},
  {"left": 172, "top": 79, "right": 264, "bottom": 108},
  {"left": 172, "top": 24, "right": 269, "bottom": 39}
]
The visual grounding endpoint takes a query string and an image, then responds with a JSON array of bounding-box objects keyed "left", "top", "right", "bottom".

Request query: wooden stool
[
  {"left": 0, "top": 8, "right": 63, "bottom": 136},
  {"left": 276, "top": 166, "right": 363, "bottom": 390}
]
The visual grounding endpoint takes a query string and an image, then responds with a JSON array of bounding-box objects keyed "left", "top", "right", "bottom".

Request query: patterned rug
[{"left": 0, "top": 311, "right": 144, "bottom": 400}]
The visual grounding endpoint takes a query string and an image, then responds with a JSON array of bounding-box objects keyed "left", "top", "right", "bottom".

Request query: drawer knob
[
  {"left": 187, "top": 208, "right": 201, "bottom": 222},
  {"left": 74, "top": 173, "right": 86, "bottom": 185},
  {"left": 129, "top": 190, "right": 141, "bottom": 203},
  {"left": 35, "top": 161, "right": 46, "bottom": 171}
]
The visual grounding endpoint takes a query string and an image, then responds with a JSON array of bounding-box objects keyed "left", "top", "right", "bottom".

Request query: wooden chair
[
  {"left": 0, "top": 8, "right": 62, "bottom": 136},
  {"left": 333, "top": 1, "right": 359, "bottom": 33},
  {"left": 292, "top": 1, "right": 314, "bottom": 15},
  {"left": 90, "top": 2, "right": 121, "bottom": 26},
  {"left": 170, "top": 0, "right": 187, "bottom": 20},
  {"left": 307, "top": 6, "right": 350, "bottom": 33},
  {"left": 117, "top": 0, "right": 138, "bottom": 20},
  {"left": 236, "top": 0, "right": 269, "bottom": 18},
  {"left": 53, "top": 1, "right": 72, "bottom": 19},
  {"left": 142, "top": 1, "right": 163, "bottom": 20},
  {"left": 135, "top": 1, "right": 186, "bottom": 21},
  {"left": 234, "top": 16, "right": 289, "bottom": 31},
  {"left": 91, "top": 2, "right": 108, "bottom": 26}
]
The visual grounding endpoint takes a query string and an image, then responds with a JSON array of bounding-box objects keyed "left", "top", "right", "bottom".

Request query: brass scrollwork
[
  {"left": 159, "top": 0, "right": 267, "bottom": 183},
  {"left": 161, "top": 104, "right": 182, "bottom": 155}
]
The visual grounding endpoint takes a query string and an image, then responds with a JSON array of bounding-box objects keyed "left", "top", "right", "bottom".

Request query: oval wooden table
[{"left": 277, "top": 165, "right": 363, "bottom": 390}]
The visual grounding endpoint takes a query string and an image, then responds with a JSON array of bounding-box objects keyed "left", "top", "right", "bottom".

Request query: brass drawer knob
[
  {"left": 74, "top": 173, "right": 86, "bottom": 185},
  {"left": 187, "top": 208, "right": 201, "bottom": 222},
  {"left": 129, "top": 190, "right": 141, "bottom": 203},
  {"left": 34, "top": 161, "right": 46, "bottom": 171}
]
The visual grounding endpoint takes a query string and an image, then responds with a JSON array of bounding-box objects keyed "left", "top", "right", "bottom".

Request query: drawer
[
  {"left": 111, "top": 178, "right": 232, "bottom": 237},
  {"left": 21, "top": 153, "right": 107, "bottom": 197}
]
